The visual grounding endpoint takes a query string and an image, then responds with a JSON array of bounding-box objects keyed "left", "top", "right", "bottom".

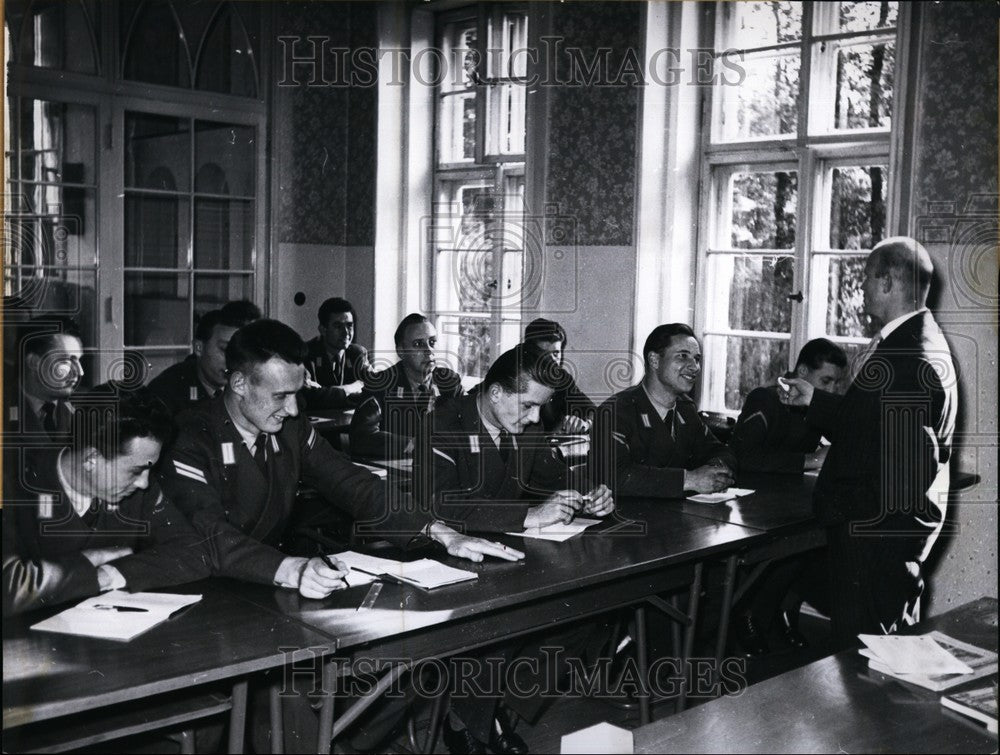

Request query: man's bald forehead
[{"left": 870, "top": 236, "right": 934, "bottom": 275}]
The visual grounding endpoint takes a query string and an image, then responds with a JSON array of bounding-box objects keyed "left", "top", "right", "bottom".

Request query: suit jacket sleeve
[
  {"left": 159, "top": 433, "right": 288, "bottom": 585},
  {"left": 730, "top": 388, "right": 805, "bottom": 474},
  {"left": 2, "top": 507, "right": 99, "bottom": 614},
  {"left": 108, "top": 484, "right": 213, "bottom": 591},
  {"left": 297, "top": 421, "right": 427, "bottom": 546},
  {"left": 348, "top": 392, "right": 408, "bottom": 459}
]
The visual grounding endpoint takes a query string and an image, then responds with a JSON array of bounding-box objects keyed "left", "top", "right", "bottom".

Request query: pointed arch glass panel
[
  {"left": 122, "top": 0, "right": 191, "bottom": 88},
  {"left": 195, "top": 2, "right": 257, "bottom": 97},
  {"left": 16, "top": 0, "right": 99, "bottom": 74}
]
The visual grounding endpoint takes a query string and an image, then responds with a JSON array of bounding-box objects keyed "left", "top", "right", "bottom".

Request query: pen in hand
[{"left": 93, "top": 604, "right": 149, "bottom": 612}]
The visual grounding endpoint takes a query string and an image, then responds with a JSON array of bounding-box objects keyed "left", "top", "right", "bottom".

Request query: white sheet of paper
[
  {"left": 686, "top": 487, "right": 755, "bottom": 504},
  {"left": 859, "top": 633, "right": 975, "bottom": 675},
  {"left": 561, "top": 722, "right": 633, "bottom": 754},
  {"left": 31, "top": 591, "right": 202, "bottom": 642},
  {"left": 508, "top": 517, "right": 602, "bottom": 542}
]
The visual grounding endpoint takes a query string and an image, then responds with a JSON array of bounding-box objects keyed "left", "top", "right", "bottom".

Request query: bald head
[{"left": 862, "top": 237, "right": 934, "bottom": 325}]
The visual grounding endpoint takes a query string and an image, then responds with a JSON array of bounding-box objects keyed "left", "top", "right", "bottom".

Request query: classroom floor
[{"left": 383, "top": 611, "right": 834, "bottom": 755}]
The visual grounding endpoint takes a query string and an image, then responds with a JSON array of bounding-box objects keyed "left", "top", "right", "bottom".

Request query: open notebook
[
  {"left": 31, "top": 591, "right": 202, "bottom": 642},
  {"left": 332, "top": 551, "right": 478, "bottom": 590}
]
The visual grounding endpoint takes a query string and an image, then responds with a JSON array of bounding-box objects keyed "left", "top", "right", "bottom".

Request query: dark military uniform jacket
[
  {"left": 147, "top": 354, "right": 216, "bottom": 415},
  {"left": 597, "top": 385, "right": 737, "bottom": 498},
  {"left": 158, "top": 395, "right": 427, "bottom": 585},
  {"left": 539, "top": 371, "right": 596, "bottom": 432},
  {"left": 3, "top": 378, "right": 75, "bottom": 445},
  {"left": 302, "top": 339, "right": 372, "bottom": 409},
  {"left": 413, "top": 394, "right": 578, "bottom": 533},
  {"left": 2, "top": 448, "right": 211, "bottom": 614},
  {"left": 349, "top": 363, "right": 464, "bottom": 459},
  {"left": 730, "top": 385, "right": 823, "bottom": 474}
]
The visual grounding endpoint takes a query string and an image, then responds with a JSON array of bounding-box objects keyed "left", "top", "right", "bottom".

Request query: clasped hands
[{"left": 523, "top": 484, "right": 615, "bottom": 528}]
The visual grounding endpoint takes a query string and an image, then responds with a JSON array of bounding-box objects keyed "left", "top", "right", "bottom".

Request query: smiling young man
[
  {"left": 413, "top": 342, "right": 613, "bottom": 754},
  {"left": 2, "top": 386, "right": 211, "bottom": 614},
  {"left": 598, "top": 323, "right": 737, "bottom": 498},
  {"left": 148, "top": 302, "right": 260, "bottom": 413},
  {"left": 159, "top": 319, "right": 521, "bottom": 600},
  {"left": 302, "top": 297, "right": 373, "bottom": 409},
  {"left": 349, "top": 313, "right": 464, "bottom": 459},
  {"left": 5, "top": 317, "right": 85, "bottom": 442}
]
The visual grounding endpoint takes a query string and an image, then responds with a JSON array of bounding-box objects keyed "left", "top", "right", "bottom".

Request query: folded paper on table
[
  {"left": 687, "top": 487, "right": 755, "bottom": 504},
  {"left": 31, "top": 591, "right": 202, "bottom": 642},
  {"left": 859, "top": 631, "right": 998, "bottom": 691},
  {"left": 508, "top": 517, "right": 602, "bottom": 542}
]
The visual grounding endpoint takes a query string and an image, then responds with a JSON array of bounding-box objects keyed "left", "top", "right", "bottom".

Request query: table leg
[
  {"left": 316, "top": 660, "right": 337, "bottom": 755},
  {"left": 228, "top": 679, "right": 248, "bottom": 754},
  {"left": 423, "top": 685, "right": 449, "bottom": 754},
  {"left": 268, "top": 679, "right": 284, "bottom": 755},
  {"left": 714, "top": 555, "right": 739, "bottom": 694},
  {"left": 678, "top": 562, "right": 703, "bottom": 713},
  {"left": 634, "top": 605, "right": 650, "bottom": 725}
]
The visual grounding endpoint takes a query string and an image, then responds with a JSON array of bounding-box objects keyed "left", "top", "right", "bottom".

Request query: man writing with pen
[{"left": 412, "top": 342, "right": 614, "bottom": 754}]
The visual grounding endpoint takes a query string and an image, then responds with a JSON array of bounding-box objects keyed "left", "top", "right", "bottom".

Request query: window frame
[{"left": 695, "top": 0, "right": 913, "bottom": 414}]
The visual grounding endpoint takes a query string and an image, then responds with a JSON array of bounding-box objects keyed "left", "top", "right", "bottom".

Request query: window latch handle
[{"left": 786, "top": 290, "right": 803, "bottom": 303}]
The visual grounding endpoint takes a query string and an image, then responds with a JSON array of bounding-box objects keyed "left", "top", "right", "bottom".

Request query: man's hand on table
[
  {"left": 524, "top": 490, "right": 584, "bottom": 528},
  {"left": 427, "top": 522, "right": 525, "bottom": 563},
  {"left": 582, "top": 484, "right": 615, "bottom": 516},
  {"left": 277, "top": 556, "right": 349, "bottom": 599},
  {"left": 684, "top": 463, "right": 734, "bottom": 493}
]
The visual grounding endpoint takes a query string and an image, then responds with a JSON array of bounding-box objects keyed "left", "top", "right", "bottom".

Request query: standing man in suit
[
  {"left": 147, "top": 301, "right": 260, "bottom": 413},
  {"left": 782, "top": 237, "right": 957, "bottom": 647},
  {"left": 302, "top": 297, "right": 372, "bottom": 409},
  {"left": 2, "top": 386, "right": 211, "bottom": 614},
  {"left": 5, "top": 316, "right": 84, "bottom": 443},
  {"left": 349, "top": 313, "right": 464, "bottom": 459},
  {"left": 598, "top": 323, "right": 736, "bottom": 498}
]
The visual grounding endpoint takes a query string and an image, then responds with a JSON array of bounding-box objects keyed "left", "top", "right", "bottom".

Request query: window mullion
[{"left": 792, "top": 146, "right": 815, "bottom": 362}]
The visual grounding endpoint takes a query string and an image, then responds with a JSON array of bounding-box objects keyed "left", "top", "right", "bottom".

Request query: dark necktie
[
  {"left": 41, "top": 401, "right": 59, "bottom": 435},
  {"left": 498, "top": 429, "right": 514, "bottom": 465},
  {"left": 253, "top": 433, "right": 269, "bottom": 475}
]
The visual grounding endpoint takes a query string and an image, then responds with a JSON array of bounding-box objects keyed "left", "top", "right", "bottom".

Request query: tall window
[
  {"left": 431, "top": 5, "right": 527, "bottom": 378},
  {"left": 699, "top": 1, "right": 900, "bottom": 412},
  {"left": 4, "top": 0, "right": 266, "bottom": 381}
]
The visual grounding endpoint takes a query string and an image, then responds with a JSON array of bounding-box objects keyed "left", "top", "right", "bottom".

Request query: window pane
[
  {"left": 838, "top": 1, "right": 898, "bottom": 32},
  {"left": 705, "top": 334, "right": 791, "bottom": 412},
  {"left": 434, "top": 248, "right": 494, "bottom": 314},
  {"left": 716, "top": 52, "right": 799, "bottom": 141},
  {"left": 194, "top": 273, "right": 253, "bottom": 310},
  {"left": 437, "top": 315, "right": 492, "bottom": 379},
  {"left": 438, "top": 92, "right": 476, "bottom": 163},
  {"left": 728, "top": 170, "right": 798, "bottom": 249},
  {"left": 125, "top": 113, "right": 191, "bottom": 191},
  {"left": 10, "top": 184, "right": 97, "bottom": 267},
  {"left": 721, "top": 1, "right": 803, "bottom": 47},
  {"left": 488, "top": 83, "right": 525, "bottom": 155},
  {"left": 487, "top": 11, "right": 528, "bottom": 78},
  {"left": 834, "top": 40, "right": 894, "bottom": 130},
  {"left": 124, "top": 271, "right": 190, "bottom": 347},
  {"left": 17, "top": 99, "right": 96, "bottom": 184},
  {"left": 194, "top": 198, "right": 254, "bottom": 269},
  {"left": 707, "top": 253, "right": 794, "bottom": 332},
  {"left": 829, "top": 165, "right": 887, "bottom": 249},
  {"left": 125, "top": 194, "right": 190, "bottom": 268},
  {"left": 3, "top": 265, "right": 97, "bottom": 333},
  {"left": 811, "top": 255, "right": 869, "bottom": 338},
  {"left": 441, "top": 21, "right": 477, "bottom": 93},
  {"left": 195, "top": 3, "right": 257, "bottom": 97},
  {"left": 140, "top": 348, "right": 189, "bottom": 383},
  {"left": 122, "top": 0, "right": 191, "bottom": 88},
  {"left": 18, "top": 0, "right": 99, "bottom": 74},
  {"left": 195, "top": 121, "right": 255, "bottom": 196}
]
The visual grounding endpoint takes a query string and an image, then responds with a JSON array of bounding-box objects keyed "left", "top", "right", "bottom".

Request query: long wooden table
[
  {"left": 2, "top": 580, "right": 338, "bottom": 752},
  {"left": 633, "top": 596, "right": 999, "bottom": 753}
]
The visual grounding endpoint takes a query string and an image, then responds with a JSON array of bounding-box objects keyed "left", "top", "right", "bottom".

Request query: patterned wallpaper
[
  {"left": 915, "top": 2, "right": 999, "bottom": 209},
  {"left": 275, "top": 1, "right": 377, "bottom": 246},
  {"left": 545, "top": 1, "right": 642, "bottom": 247}
]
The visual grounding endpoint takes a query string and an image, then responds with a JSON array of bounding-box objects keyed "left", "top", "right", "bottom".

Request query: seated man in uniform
[
  {"left": 726, "top": 338, "right": 846, "bottom": 655},
  {"left": 414, "top": 342, "right": 614, "bottom": 754},
  {"left": 147, "top": 301, "right": 260, "bottom": 413},
  {"left": 302, "top": 297, "right": 373, "bottom": 409},
  {"left": 598, "top": 323, "right": 736, "bottom": 498},
  {"left": 5, "top": 316, "right": 85, "bottom": 443},
  {"left": 349, "top": 312, "right": 463, "bottom": 459},
  {"left": 522, "top": 317, "right": 596, "bottom": 433},
  {"left": 2, "top": 385, "right": 211, "bottom": 614},
  {"left": 160, "top": 319, "right": 519, "bottom": 599}
]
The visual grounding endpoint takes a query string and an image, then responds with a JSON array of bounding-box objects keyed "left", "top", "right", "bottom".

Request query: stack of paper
[
  {"left": 31, "top": 591, "right": 202, "bottom": 642},
  {"left": 941, "top": 682, "right": 999, "bottom": 733},
  {"left": 859, "top": 631, "right": 999, "bottom": 691},
  {"left": 686, "top": 487, "right": 755, "bottom": 504},
  {"left": 332, "top": 550, "right": 478, "bottom": 590}
]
